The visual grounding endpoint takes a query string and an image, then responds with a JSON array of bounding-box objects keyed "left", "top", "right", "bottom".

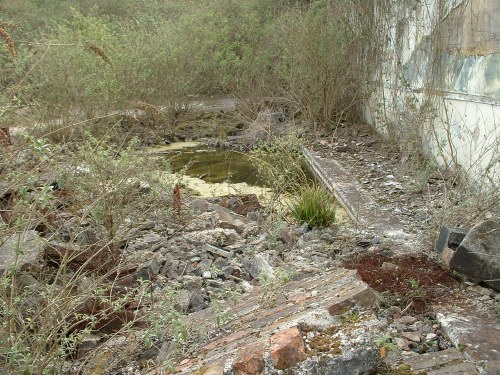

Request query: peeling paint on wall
[{"left": 363, "top": 0, "right": 499, "bottom": 181}]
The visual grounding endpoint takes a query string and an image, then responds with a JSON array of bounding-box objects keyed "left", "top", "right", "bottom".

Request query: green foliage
[
  {"left": 1, "top": 0, "right": 371, "bottom": 134},
  {"left": 291, "top": 185, "right": 336, "bottom": 228},
  {"left": 252, "top": 132, "right": 308, "bottom": 194},
  {"left": 0, "top": 136, "right": 176, "bottom": 374},
  {"left": 374, "top": 333, "right": 398, "bottom": 352},
  {"left": 59, "top": 134, "right": 172, "bottom": 243},
  {"left": 258, "top": 268, "right": 294, "bottom": 307}
]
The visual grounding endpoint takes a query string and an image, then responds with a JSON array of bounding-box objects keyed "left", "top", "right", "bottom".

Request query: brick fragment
[
  {"left": 269, "top": 327, "right": 306, "bottom": 370},
  {"left": 232, "top": 343, "right": 265, "bottom": 375}
]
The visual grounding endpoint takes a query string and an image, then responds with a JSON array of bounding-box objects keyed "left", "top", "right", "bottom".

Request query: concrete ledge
[{"left": 302, "top": 147, "right": 405, "bottom": 237}]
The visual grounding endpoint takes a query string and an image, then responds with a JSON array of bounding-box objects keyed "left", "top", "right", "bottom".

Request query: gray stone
[
  {"left": 396, "top": 316, "right": 418, "bottom": 325},
  {"left": 193, "top": 259, "right": 213, "bottom": 277},
  {"left": 189, "top": 198, "right": 210, "bottom": 214},
  {"left": 297, "top": 346, "right": 380, "bottom": 374},
  {"left": 401, "top": 348, "right": 468, "bottom": 372},
  {"left": 82, "top": 334, "right": 141, "bottom": 375},
  {"left": 183, "top": 228, "right": 241, "bottom": 247},
  {"left": 203, "top": 244, "right": 232, "bottom": 258},
  {"left": 426, "top": 333, "right": 438, "bottom": 342},
  {"left": 213, "top": 206, "right": 249, "bottom": 234},
  {"left": 381, "top": 262, "right": 400, "bottom": 272},
  {"left": 401, "top": 331, "right": 421, "bottom": 343},
  {"left": 181, "top": 275, "right": 203, "bottom": 292},
  {"left": 202, "top": 270, "right": 212, "bottom": 279},
  {"left": 213, "top": 257, "right": 233, "bottom": 279},
  {"left": 435, "top": 225, "right": 469, "bottom": 254},
  {"left": 14, "top": 274, "right": 39, "bottom": 290},
  {"left": 241, "top": 223, "right": 260, "bottom": 239},
  {"left": 242, "top": 254, "right": 275, "bottom": 279},
  {"left": 184, "top": 211, "right": 218, "bottom": 232},
  {"left": 240, "top": 280, "right": 254, "bottom": 293},
  {"left": 427, "top": 361, "right": 478, "bottom": 374},
  {"left": 130, "top": 232, "right": 164, "bottom": 251},
  {"left": 437, "top": 307, "right": 500, "bottom": 374},
  {"left": 77, "top": 335, "right": 101, "bottom": 359},
  {"left": 189, "top": 292, "right": 207, "bottom": 312},
  {"left": 395, "top": 337, "right": 411, "bottom": 351},
  {"left": 449, "top": 220, "right": 500, "bottom": 291},
  {"left": 467, "top": 284, "right": 495, "bottom": 296},
  {"left": 295, "top": 222, "right": 309, "bottom": 236},
  {"left": 156, "top": 341, "right": 178, "bottom": 365},
  {"left": 278, "top": 227, "right": 297, "bottom": 245},
  {"left": 0, "top": 230, "right": 44, "bottom": 275},
  {"left": 136, "top": 255, "right": 160, "bottom": 281},
  {"left": 226, "top": 196, "right": 243, "bottom": 211},
  {"left": 334, "top": 144, "right": 348, "bottom": 152},
  {"left": 175, "top": 289, "right": 192, "bottom": 312}
]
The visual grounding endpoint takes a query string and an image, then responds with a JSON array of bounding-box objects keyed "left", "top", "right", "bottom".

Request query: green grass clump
[{"left": 291, "top": 185, "right": 336, "bottom": 228}]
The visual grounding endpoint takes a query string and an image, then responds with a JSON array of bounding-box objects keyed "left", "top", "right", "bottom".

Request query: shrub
[{"left": 291, "top": 185, "right": 336, "bottom": 228}]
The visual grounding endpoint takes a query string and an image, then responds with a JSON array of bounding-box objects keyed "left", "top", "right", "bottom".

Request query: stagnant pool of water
[
  {"left": 150, "top": 141, "right": 348, "bottom": 222},
  {"left": 166, "top": 144, "right": 262, "bottom": 186}
]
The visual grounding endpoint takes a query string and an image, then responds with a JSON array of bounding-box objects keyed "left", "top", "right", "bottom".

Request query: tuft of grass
[{"left": 291, "top": 185, "right": 336, "bottom": 228}]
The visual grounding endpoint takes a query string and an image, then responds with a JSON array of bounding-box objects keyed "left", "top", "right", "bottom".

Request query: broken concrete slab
[
  {"left": 448, "top": 220, "right": 500, "bottom": 291},
  {"left": 0, "top": 230, "right": 44, "bottom": 275},
  {"left": 436, "top": 305, "right": 500, "bottom": 375}
]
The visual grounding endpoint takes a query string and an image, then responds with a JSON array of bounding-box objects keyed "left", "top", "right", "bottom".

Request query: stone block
[
  {"left": 232, "top": 343, "right": 265, "bottom": 375},
  {"left": 269, "top": 327, "right": 306, "bottom": 370},
  {"left": 448, "top": 220, "right": 500, "bottom": 291},
  {"left": 435, "top": 225, "right": 469, "bottom": 254}
]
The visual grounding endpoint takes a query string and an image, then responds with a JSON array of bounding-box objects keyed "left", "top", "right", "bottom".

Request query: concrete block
[{"left": 435, "top": 225, "right": 469, "bottom": 254}]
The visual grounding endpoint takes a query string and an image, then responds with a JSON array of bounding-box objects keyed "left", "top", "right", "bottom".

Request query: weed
[
  {"left": 340, "top": 309, "right": 361, "bottom": 325},
  {"left": 291, "top": 185, "right": 336, "bottom": 228},
  {"left": 258, "top": 268, "right": 294, "bottom": 307},
  {"left": 58, "top": 134, "right": 173, "bottom": 244},
  {"left": 373, "top": 333, "right": 398, "bottom": 352},
  {"left": 408, "top": 279, "right": 419, "bottom": 290}
]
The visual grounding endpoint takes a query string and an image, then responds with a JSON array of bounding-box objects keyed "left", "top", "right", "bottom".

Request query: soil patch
[{"left": 344, "top": 253, "right": 462, "bottom": 313}]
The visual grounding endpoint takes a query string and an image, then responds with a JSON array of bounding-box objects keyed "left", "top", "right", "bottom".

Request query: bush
[
  {"left": 2, "top": 0, "right": 372, "bottom": 137},
  {"left": 291, "top": 185, "right": 336, "bottom": 228},
  {"left": 0, "top": 136, "right": 177, "bottom": 373}
]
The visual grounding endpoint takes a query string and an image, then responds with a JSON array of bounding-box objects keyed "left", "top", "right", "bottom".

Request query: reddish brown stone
[
  {"left": 232, "top": 343, "right": 266, "bottom": 375},
  {"left": 269, "top": 327, "right": 306, "bottom": 370}
]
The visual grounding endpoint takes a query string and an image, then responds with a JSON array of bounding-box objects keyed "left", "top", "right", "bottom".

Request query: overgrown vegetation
[
  {"left": 0, "top": 0, "right": 371, "bottom": 139},
  {"left": 0, "top": 135, "right": 185, "bottom": 373},
  {"left": 1, "top": 0, "right": 498, "bottom": 373}
]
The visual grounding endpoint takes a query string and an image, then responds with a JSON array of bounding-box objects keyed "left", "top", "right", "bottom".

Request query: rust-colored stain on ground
[{"left": 344, "top": 253, "right": 461, "bottom": 313}]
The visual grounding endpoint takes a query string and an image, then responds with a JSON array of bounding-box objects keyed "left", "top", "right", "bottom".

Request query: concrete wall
[{"left": 363, "top": 0, "right": 499, "bottom": 181}]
